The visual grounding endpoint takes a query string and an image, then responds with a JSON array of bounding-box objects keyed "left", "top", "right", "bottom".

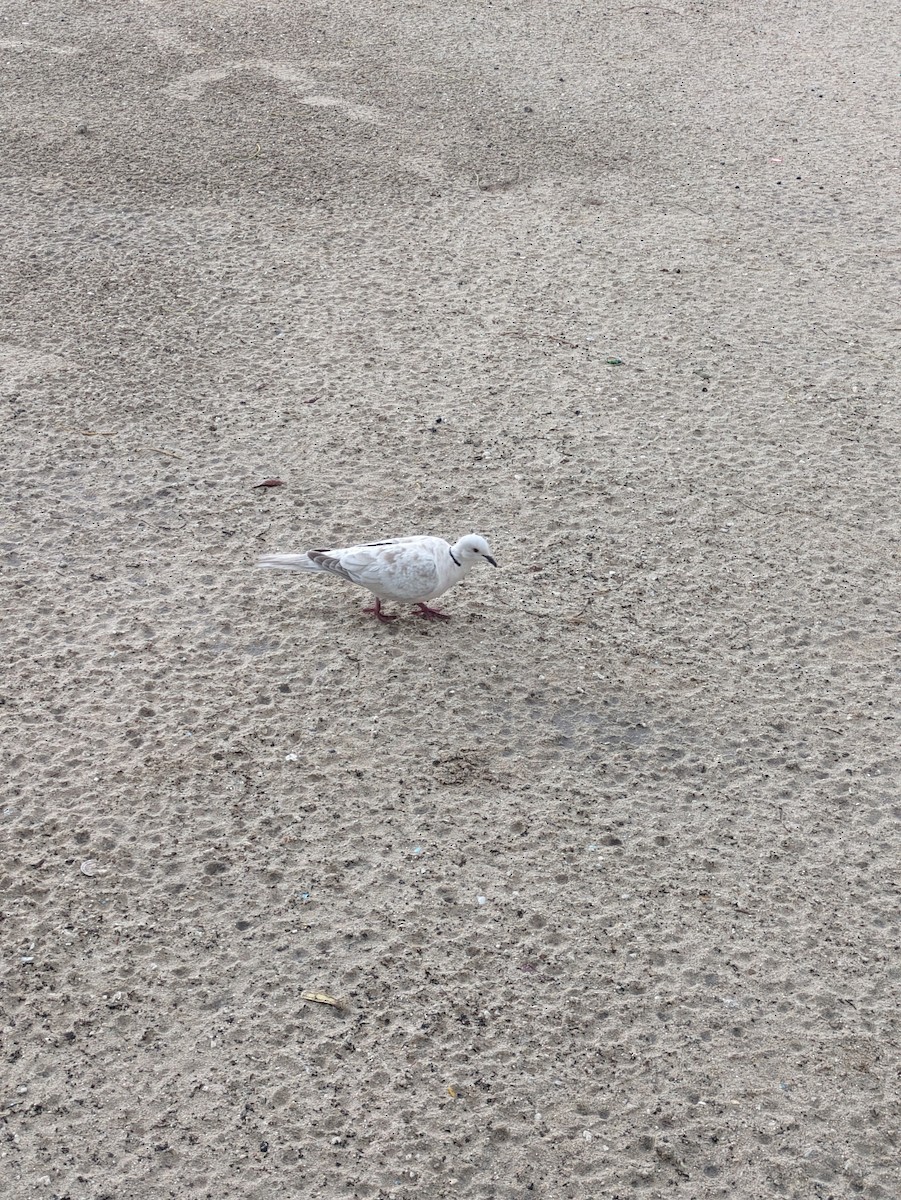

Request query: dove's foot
[
  {"left": 363, "top": 600, "right": 398, "bottom": 623},
  {"left": 414, "top": 602, "right": 451, "bottom": 621}
]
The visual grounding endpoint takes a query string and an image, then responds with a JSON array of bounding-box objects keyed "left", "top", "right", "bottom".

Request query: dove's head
[{"left": 454, "top": 534, "right": 497, "bottom": 568}]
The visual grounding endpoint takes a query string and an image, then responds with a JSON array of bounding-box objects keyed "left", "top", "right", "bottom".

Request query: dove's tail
[{"left": 257, "top": 553, "right": 322, "bottom": 573}]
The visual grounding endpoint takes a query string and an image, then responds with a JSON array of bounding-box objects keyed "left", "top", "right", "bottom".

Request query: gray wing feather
[{"left": 307, "top": 550, "right": 355, "bottom": 582}]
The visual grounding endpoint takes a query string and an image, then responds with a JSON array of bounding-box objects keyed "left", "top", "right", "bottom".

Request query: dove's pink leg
[
  {"left": 362, "top": 598, "right": 397, "bottom": 623},
  {"left": 414, "top": 602, "right": 451, "bottom": 621}
]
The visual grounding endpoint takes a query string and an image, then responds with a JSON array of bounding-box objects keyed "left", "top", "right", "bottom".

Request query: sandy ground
[{"left": 1, "top": 1, "right": 899, "bottom": 1197}]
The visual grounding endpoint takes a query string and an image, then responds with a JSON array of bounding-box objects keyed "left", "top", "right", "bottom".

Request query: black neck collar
[{"left": 449, "top": 546, "right": 461, "bottom": 567}]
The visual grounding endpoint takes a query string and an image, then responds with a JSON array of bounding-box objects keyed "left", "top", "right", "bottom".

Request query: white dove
[{"left": 258, "top": 533, "right": 497, "bottom": 622}]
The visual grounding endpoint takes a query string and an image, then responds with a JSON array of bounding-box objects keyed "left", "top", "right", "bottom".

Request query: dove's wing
[{"left": 334, "top": 539, "right": 444, "bottom": 601}]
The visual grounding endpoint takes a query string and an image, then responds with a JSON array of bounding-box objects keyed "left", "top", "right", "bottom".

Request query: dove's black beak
[{"left": 485, "top": 555, "right": 498, "bottom": 567}]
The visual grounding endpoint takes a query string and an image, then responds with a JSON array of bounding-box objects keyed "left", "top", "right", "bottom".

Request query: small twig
[
  {"left": 136, "top": 445, "right": 184, "bottom": 459},
  {"left": 721, "top": 496, "right": 898, "bottom": 549},
  {"left": 733, "top": 500, "right": 831, "bottom": 522},
  {"left": 488, "top": 589, "right": 599, "bottom": 621},
  {"left": 474, "top": 167, "right": 521, "bottom": 193},
  {"left": 500, "top": 329, "right": 582, "bottom": 349},
  {"left": 649, "top": 196, "right": 703, "bottom": 215},
  {"left": 776, "top": 805, "right": 793, "bottom": 833},
  {"left": 621, "top": 4, "right": 686, "bottom": 16}
]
